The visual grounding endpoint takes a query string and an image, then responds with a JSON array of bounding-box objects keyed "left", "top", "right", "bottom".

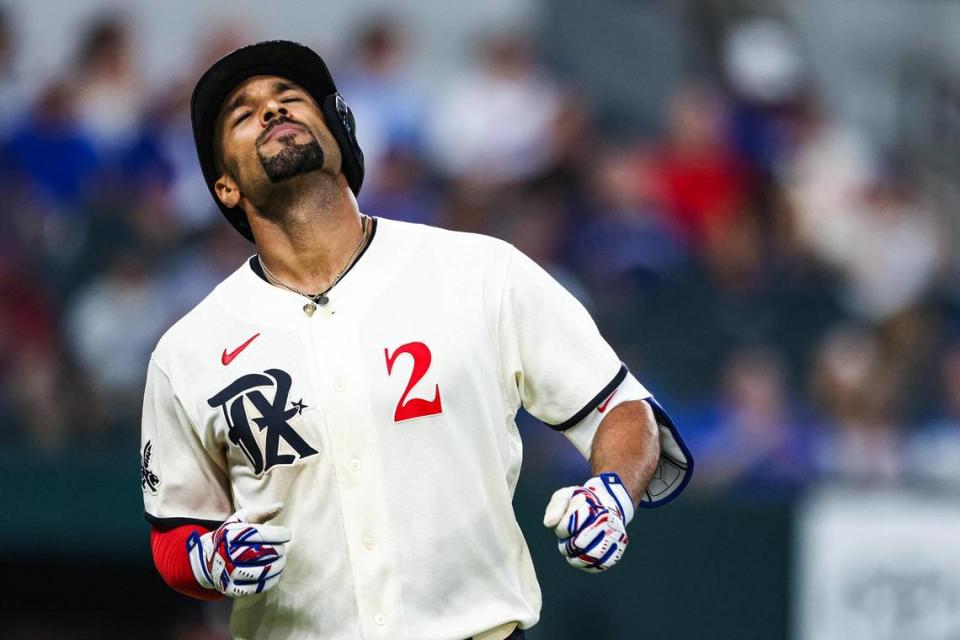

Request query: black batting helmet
[{"left": 191, "top": 40, "right": 365, "bottom": 242}]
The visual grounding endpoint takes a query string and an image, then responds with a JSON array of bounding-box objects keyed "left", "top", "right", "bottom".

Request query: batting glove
[
  {"left": 543, "top": 472, "right": 635, "bottom": 573},
  {"left": 187, "top": 502, "right": 291, "bottom": 597}
]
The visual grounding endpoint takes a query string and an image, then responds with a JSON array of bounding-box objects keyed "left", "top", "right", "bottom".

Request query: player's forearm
[
  {"left": 151, "top": 525, "right": 224, "bottom": 601},
  {"left": 589, "top": 400, "right": 661, "bottom": 505}
]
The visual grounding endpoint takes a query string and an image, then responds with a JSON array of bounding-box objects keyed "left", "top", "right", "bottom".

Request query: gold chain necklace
[{"left": 258, "top": 215, "right": 370, "bottom": 316}]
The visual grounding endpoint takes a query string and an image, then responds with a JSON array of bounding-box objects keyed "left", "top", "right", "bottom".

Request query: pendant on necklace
[
  {"left": 317, "top": 294, "right": 329, "bottom": 306},
  {"left": 303, "top": 302, "right": 317, "bottom": 316}
]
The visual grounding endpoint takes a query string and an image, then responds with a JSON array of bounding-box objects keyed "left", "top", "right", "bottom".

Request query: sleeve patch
[{"left": 140, "top": 440, "right": 161, "bottom": 496}]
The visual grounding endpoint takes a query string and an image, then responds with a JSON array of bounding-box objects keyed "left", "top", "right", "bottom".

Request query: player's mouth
[{"left": 260, "top": 121, "right": 305, "bottom": 145}]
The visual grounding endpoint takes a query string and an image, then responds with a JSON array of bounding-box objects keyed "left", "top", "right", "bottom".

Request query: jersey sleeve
[
  {"left": 563, "top": 372, "right": 694, "bottom": 507},
  {"left": 497, "top": 247, "right": 625, "bottom": 428},
  {"left": 141, "top": 356, "right": 232, "bottom": 529}
]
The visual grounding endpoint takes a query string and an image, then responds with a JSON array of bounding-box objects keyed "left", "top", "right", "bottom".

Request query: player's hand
[
  {"left": 542, "top": 473, "right": 635, "bottom": 573},
  {"left": 186, "top": 502, "right": 291, "bottom": 597}
]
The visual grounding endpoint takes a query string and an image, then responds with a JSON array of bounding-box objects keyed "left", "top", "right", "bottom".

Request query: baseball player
[{"left": 141, "top": 40, "right": 692, "bottom": 640}]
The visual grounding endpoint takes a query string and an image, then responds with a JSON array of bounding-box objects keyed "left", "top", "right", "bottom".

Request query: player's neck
[{"left": 249, "top": 176, "right": 365, "bottom": 294}]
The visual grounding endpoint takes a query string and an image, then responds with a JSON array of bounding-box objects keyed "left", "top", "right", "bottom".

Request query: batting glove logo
[
  {"left": 543, "top": 473, "right": 635, "bottom": 573},
  {"left": 187, "top": 502, "right": 291, "bottom": 597}
]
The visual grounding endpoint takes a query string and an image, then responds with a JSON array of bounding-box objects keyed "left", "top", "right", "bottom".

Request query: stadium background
[{"left": 3, "top": 0, "right": 960, "bottom": 638}]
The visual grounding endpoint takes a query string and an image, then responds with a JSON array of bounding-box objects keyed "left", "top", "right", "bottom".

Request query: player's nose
[{"left": 260, "top": 98, "right": 289, "bottom": 126}]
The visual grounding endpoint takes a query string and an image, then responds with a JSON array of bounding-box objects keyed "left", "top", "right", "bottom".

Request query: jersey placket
[{"left": 304, "top": 299, "right": 406, "bottom": 639}]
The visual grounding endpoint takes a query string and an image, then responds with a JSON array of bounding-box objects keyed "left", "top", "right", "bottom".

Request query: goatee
[{"left": 257, "top": 136, "right": 325, "bottom": 183}]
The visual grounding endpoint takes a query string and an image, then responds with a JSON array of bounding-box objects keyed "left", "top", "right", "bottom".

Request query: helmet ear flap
[{"left": 322, "top": 93, "right": 364, "bottom": 195}]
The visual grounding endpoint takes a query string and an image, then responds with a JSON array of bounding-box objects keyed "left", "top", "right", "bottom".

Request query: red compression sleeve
[{"left": 151, "top": 524, "right": 224, "bottom": 601}]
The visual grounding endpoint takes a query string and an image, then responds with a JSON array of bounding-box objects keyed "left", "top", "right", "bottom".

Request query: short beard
[{"left": 257, "top": 134, "right": 325, "bottom": 183}]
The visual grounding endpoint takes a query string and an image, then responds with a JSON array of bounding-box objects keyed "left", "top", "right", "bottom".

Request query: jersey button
[
  {"left": 362, "top": 535, "right": 376, "bottom": 550},
  {"left": 349, "top": 458, "right": 361, "bottom": 472},
  {"left": 374, "top": 613, "right": 386, "bottom": 626},
  {"left": 334, "top": 380, "right": 345, "bottom": 392}
]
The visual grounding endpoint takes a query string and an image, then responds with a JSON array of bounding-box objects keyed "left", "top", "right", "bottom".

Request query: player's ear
[{"left": 215, "top": 173, "right": 241, "bottom": 209}]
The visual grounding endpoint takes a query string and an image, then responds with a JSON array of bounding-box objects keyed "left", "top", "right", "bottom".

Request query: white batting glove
[
  {"left": 543, "top": 473, "right": 635, "bottom": 573},
  {"left": 186, "top": 502, "right": 291, "bottom": 597}
]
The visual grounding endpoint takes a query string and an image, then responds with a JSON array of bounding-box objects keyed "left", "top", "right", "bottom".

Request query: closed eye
[
  {"left": 234, "top": 111, "right": 251, "bottom": 125},
  {"left": 281, "top": 97, "right": 301, "bottom": 103}
]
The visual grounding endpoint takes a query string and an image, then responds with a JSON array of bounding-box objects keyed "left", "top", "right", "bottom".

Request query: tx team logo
[
  {"left": 207, "top": 368, "right": 317, "bottom": 475},
  {"left": 140, "top": 440, "right": 160, "bottom": 495}
]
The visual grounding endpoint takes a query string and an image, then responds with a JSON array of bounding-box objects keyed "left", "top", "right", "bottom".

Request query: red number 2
[{"left": 384, "top": 342, "right": 443, "bottom": 422}]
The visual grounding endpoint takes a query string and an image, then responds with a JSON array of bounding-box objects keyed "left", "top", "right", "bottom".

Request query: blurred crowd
[{"left": 2, "top": 7, "right": 960, "bottom": 501}]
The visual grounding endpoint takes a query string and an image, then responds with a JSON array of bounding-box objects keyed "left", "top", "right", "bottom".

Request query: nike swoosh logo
[
  {"left": 597, "top": 390, "right": 618, "bottom": 413},
  {"left": 221, "top": 333, "right": 261, "bottom": 366}
]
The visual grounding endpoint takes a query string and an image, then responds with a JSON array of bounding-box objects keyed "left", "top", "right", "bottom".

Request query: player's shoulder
[
  {"left": 151, "top": 260, "right": 252, "bottom": 367},
  {"left": 376, "top": 217, "right": 515, "bottom": 265}
]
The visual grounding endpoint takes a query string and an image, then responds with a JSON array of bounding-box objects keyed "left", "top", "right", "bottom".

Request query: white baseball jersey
[{"left": 140, "top": 217, "right": 691, "bottom": 640}]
